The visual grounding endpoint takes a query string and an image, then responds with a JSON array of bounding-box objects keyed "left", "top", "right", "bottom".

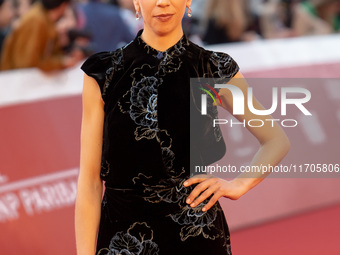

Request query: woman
[{"left": 75, "top": 0, "right": 290, "bottom": 254}]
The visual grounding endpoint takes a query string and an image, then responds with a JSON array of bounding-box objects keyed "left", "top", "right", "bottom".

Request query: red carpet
[{"left": 230, "top": 203, "right": 340, "bottom": 255}]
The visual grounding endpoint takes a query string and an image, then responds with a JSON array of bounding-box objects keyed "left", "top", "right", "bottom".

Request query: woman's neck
[{"left": 140, "top": 26, "right": 184, "bottom": 52}]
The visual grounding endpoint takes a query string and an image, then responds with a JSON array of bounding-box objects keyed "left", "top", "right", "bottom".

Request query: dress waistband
[
  {"left": 105, "top": 186, "right": 139, "bottom": 192},
  {"left": 101, "top": 180, "right": 192, "bottom": 222}
]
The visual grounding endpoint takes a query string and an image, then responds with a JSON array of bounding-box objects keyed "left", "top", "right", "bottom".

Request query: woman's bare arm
[
  {"left": 184, "top": 72, "right": 290, "bottom": 210},
  {"left": 218, "top": 71, "right": 290, "bottom": 193},
  {"left": 75, "top": 74, "right": 105, "bottom": 255}
]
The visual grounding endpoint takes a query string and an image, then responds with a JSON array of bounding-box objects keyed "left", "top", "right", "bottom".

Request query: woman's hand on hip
[{"left": 183, "top": 174, "right": 248, "bottom": 211}]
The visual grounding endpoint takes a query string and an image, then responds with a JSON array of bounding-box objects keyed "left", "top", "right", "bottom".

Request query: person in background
[
  {"left": 293, "top": 0, "right": 340, "bottom": 36},
  {"left": 202, "top": 0, "right": 248, "bottom": 44},
  {"left": 57, "top": 4, "right": 78, "bottom": 50},
  {"left": 0, "top": 0, "right": 15, "bottom": 57},
  {"left": 57, "top": 4, "right": 92, "bottom": 57},
  {"left": 78, "top": 0, "right": 134, "bottom": 53},
  {"left": 259, "top": 0, "right": 298, "bottom": 39},
  {"left": 0, "top": 0, "right": 83, "bottom": 72},
  {"left": 12, "top": 0, "right": 37, "bottom": 28}
]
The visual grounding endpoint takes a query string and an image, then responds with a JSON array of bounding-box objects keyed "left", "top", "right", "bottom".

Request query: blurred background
[{"left": 0, "top": 0, "right": 340, "bottom": 254}]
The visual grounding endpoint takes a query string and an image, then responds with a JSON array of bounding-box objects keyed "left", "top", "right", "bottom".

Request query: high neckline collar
[{"left": 135, "top": 29, "right": 189, "bottom": 59}]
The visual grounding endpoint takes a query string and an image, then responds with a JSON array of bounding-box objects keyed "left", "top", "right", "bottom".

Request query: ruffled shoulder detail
[
  {"left": 81, "top": 49, "right": 124, "bottom": 101},
  {"left": 208, "top": 51, "right": 240, "bottom": 80}
]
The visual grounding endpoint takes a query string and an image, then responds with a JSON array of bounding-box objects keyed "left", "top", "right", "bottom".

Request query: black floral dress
[{"left": 81, "top": 29, "right": 239, "bottom": 255}]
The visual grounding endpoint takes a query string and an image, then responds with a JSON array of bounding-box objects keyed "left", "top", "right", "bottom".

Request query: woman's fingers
[
  {"left": 188, "top": 182, "right": 221, "bottom": 210},
  {"left": 183, "top": 176, "right": 247, "bottom": 212},
  {"left": 184, "top": 176, "right": 225, "bottom": 210},
  {"left": 184, "top": 176, "right": 215, "bottom": 204},
  {"left": 183, "top": 175, "right": 244, "bottom": 211},
  {"left": 201, "top": 193, "right": 221, "bottom": 211},
  {"left": 183, "top": 174, "right": 212, "bottom": 187}
]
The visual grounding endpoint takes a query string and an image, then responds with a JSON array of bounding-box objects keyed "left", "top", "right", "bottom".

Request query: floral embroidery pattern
[
  {"left": 117, "top": 35, "right": 188, "bottom": 169},
  {"left": 168, "top": 199, "right": 222, "bottom": 242},
  {"left": 101, "top": 160, "right": 111, "bottom": 179},
  {"left": 103, "top": 49, "right": 124, "bottom": 96},
  {"left": 209, "top": 52, "right": 239, "bottom": 80},
  {"left": 161, "top": 147, "right": 175, "bottom": 171},
  {"left": 132, "top": 168, "right": 226, "bottom": 242},
  {"left": 129, "top": 76, "right": 160, "bottom": 130},
  {"left": 157, "top": 41, "right": 187, "bottom": 76},
  {"left": 132, "top": 168, "right": 188, "bottom": 204},
  {"left": 97, "top": 222, "right": 159, "bottom": 255}
]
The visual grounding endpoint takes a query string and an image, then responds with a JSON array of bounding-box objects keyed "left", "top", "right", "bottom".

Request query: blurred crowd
[{"left": 0, "top": 0, "right": 339, "bottom": 72}]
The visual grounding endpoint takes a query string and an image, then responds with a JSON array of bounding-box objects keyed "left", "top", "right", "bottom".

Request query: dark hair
[
  {"left": 40, "top": 0, "right": 70, "bottom": 10},
  {"left": 0, "top": 0, "right": 4, "bottom": 7}
]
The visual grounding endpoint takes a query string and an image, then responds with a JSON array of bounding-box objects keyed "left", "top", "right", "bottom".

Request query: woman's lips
[{"left": 154, "top": 14, "right": 174, "bottom": 22}]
